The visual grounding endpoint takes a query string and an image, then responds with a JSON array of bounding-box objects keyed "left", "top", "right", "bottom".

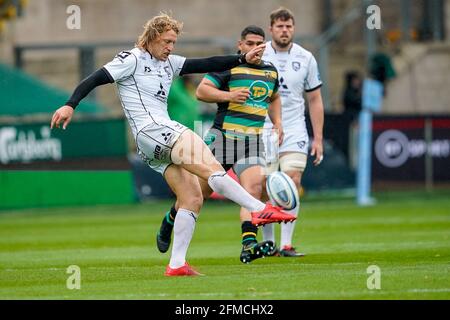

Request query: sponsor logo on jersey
[
  {"left": 279, "top": 77, "right": 289, "bottom": 90},
  {"left": 164, "top": 66, "right": 172, "bottom": 80},
  {"left": 161, "top": 132, "right": 173, "bottom": 143},
  {"left": 249, "top": 80, "right": 270, "bottom": 103},
  {"left": 173, "top": 123, "right": 185, "bottom": 130},
  {"left": 154, "top": 83, "right": 167, "bottom": 102},
  {"left": 264, "top": 71, "right": 275, "bottom": 81},
  {"left": 154, "top": 145, "right": 163, "bottom": 160},
  {"left": 139, "top": 149, "right": 153, "bottom": 166},
  {"left": 144, "top": 66, "right": 151, "bottom": 73},
  {"left": 153, "top": 144, "right": 170, "bottom": 161}
]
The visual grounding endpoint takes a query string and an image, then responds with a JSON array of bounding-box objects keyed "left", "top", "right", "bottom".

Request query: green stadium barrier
[
  {"left": 0, "top": 116, "right": 137, "bottom": 209},
  {"left": 0, "top": 62, "right": 105, "bottom": 116},
  {"left": 0, "top": 170, "right": 135, "bottom": 210},
  {"left": 0, "top": 118, "right": 127, "bottom": 165}
]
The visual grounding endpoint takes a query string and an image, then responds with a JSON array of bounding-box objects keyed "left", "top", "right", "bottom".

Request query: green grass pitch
[{"left": 0, "top": 190, "right": 449, "bottom": 299}]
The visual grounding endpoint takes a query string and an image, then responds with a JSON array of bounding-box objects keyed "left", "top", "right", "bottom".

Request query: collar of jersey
[{"left": 270, "top": 41, "right": 294, "bottom": 54}]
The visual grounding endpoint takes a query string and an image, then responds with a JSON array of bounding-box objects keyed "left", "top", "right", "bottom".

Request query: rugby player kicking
[
  {"left": 50, "top": 13, "right": 295, "bottom": 276},
  {"left": 157, "top": 25, "right": 286, "bottom": 264}
]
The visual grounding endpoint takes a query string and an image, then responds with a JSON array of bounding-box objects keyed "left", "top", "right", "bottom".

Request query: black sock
[
  {"left": 167, "top": 205, "right": 177, "bottom": 224},
  {"left": 241, "top": 221, "right": 258, "bottom": 246},
  {"left": 160, "top": 205, "right": 177, "bottom": 236}
]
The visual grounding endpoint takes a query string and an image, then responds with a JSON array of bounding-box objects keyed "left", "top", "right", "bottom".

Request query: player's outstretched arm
[
  {"left": 179, "top": 44, "right": 265, "bottom": 76},
  {"left": 50, "top": 68, "right": 113, "bottom": 130}
]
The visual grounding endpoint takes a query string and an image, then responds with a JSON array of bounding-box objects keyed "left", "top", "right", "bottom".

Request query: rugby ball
[{"left": 266, "top": 171, "right": 299, "bottom": 210}]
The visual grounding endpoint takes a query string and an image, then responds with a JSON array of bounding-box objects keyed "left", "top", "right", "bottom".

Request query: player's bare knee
[
  {"left": 190, "top": 195, "right": 204, "bottom": 213},
  {"left": 178, "top": 194, "right": 203, "bottom": 213},
  {"left": 209, "top": 162, "right": 224, "bottom": 174},
  {"left": 198, "top": 162, "right": 224, "bottom": 181},
  {"left": 185, "top": 185, "right": 204, "bottom": 212}
]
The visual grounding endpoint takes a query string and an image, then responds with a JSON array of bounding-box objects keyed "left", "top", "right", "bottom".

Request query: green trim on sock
[
  {"left": 242, "top": 237, "right": 256, "bottom": 244},
  {"left": 165, "top": 212, "right": 174, "bottom": 226}
]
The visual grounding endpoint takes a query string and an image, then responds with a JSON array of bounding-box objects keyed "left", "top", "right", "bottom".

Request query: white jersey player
[
  {"left": 102, "top": 47, "right": 190, "bottom": 174},
  {"left": 262, "top": 8, "right": 325, "bottom": 257},
  {"left": 263, "top": 41, "right": 322, "bottom": 157},
  {"left": 50, "top": 14, "right": 295, "bottom": 276}
]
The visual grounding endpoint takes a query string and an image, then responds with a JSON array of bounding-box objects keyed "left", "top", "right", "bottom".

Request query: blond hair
[{"left": 136, "top": 13, "right": 183, "bottom": 49}]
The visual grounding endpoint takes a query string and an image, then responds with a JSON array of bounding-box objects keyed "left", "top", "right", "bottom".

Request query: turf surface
[{"left": 0, "top": 191, "right": 449, "bottom": 299}]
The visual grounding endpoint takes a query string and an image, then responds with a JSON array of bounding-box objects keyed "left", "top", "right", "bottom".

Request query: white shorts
[
  {"left": 279, "top": 129, "right": 309, "bottom": 154},
  {"left": 135, "top": 119, "right": 188, "bottom": 175},
  {"left": 262, "top": 128, "right": 309, "bottom": 174}
]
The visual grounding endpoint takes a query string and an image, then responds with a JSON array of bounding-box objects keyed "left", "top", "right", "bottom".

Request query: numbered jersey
[
  {"left": 262, "top": 41, "right": 322, "bottom": 133},
  {"left": 103, "top": 48, "right": 186, "bottom": 137}
]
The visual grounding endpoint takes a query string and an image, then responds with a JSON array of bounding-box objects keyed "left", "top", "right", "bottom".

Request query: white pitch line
[{"left": 407, "top": 288, "right": 450, "bottom": 293}]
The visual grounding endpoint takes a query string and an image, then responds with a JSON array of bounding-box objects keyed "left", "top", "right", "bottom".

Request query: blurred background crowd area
[
  {"left": 0, "top": 0, "right": 449, "bottom": 116},
  {"left": 0, "top": 0, "right": 449, "bottom": 208}
]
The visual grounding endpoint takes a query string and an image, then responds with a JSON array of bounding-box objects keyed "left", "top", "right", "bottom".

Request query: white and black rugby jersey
[
  {"left": 103, "top": 47, "right": 186, "bottom": 137},
  {"left": 262, "top": 41, "right": 322, "bottom": 132}
]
